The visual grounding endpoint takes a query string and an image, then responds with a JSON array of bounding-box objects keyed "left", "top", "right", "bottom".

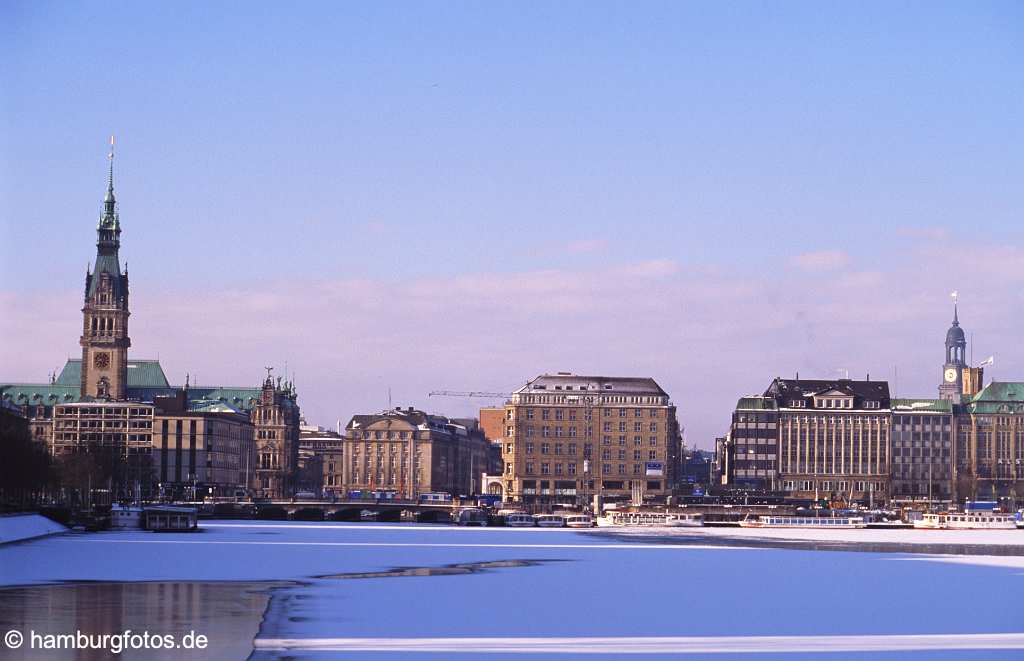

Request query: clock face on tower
[
  {"left": 944, "top": 368, "right": 957, "bottom": 383},
  {"left": 94, "top": 352, "right": 111, "bottom": 369}
]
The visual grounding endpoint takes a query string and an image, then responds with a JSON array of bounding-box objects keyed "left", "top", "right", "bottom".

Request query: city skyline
[{"left": 3, "top": 2, "right": 1022, "bottom": 446}]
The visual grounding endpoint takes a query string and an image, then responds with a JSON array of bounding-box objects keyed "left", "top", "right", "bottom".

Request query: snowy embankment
[
  {"left": 0, "top": 513, "right": 67, "bottom": 544},
  {"left": 603, "top": 523, "right": 1024, "bottom": 548}
]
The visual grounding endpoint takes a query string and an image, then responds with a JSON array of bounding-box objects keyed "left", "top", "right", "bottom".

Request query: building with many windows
[
  {"left": 342, "top": 408, "right": 491, "bottom": 498},
  {"left": 720, "top": 396, "right": 778, "bottom": 490},
  {"left": 500, "top": 373, "right": 681, "bottom": 508},
  {"left": 769, "top": 377, "right": 891, "bottom": 503},
  {"left": 151, "top": 389, "right": 255, "bottom": 499},
  {"left": 890, "top": 399, "right": 954, "bottom": 503},
  {"left": 954, "top": 382, "right": 1024, "bottom": 502},
  {"left": 298, "top": 422, "right": 345, "bottom": 497}
]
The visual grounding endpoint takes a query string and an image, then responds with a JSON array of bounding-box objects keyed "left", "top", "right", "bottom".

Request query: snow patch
[{"left": 0, "top": 514, "right": 67, "bottom": 545}]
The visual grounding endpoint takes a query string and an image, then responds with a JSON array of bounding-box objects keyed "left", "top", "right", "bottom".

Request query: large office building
[
  {"left": 890, "top": 399, "right": 954, "bottom": 503},
  {"left": 720, "top": 396, "right": 778, "bottom": 490},
  {"left": 500, "top": 373, "right": 681, "bottom": 508},
  {"left": 342, "top": 408, "right": 492, "bottom": 498},
  {"left": 298, "top": 422, "right": 345, "bottom": 497},
  {"left": 769, "top": 377, "right": 891, "bottom": 502},
  {"left": 954, "top": 382, "right": 1024, "bottom": 501},
  {"left": 0, "top": 147, "right": 299, "bottom": 499}
]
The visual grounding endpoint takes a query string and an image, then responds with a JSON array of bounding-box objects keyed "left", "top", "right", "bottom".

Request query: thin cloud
[{"left": 5, "top": 242, "right": 1024, "bottom": 448}]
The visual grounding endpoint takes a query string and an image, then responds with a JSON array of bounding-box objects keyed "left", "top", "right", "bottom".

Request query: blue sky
[{"left": 2, "top": 2, "right": 1022, "bottom": 444}]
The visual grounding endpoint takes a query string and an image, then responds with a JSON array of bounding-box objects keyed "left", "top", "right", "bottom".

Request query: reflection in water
[
  {"left": 0, "top": 581, "right": 283, "bottom": 660},
  {"left": 315, "top": 558, "right": 563, "bottom": 580}
]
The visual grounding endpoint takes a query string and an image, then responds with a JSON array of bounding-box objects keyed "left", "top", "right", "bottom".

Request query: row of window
[
  {"left": 523, "top": 462, "right": 658, "bottom": 477},
  {"left": 516, "top": 394, "right": 667, "bottom": 405},
  {"left": 783, "top": 480, "right": 887, "bottom": 492}
]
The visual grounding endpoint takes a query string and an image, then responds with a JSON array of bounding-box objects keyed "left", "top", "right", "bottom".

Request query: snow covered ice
[{"left": 2, "top": 521, "right": 1024, "bottom": 659}]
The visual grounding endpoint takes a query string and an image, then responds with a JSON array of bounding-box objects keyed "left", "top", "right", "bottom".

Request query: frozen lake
[{"left": 2, "top": 521, "right": 1024, "bottom": 659}]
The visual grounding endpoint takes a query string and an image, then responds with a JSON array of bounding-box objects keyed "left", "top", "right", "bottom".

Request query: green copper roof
[
  {"left": 0, "top": 384, "right": 81, "bottom": 406},
  {"left": 970, "top": 382, "right": 1024, "bottom": 403},
  {"left": 188, "top": 399, "right": 246, "bottom": 414},
  {"left": 963, "top": 382, "right": 1024, "bottom": 414},
  {"left": 891, "top": 398, "right": 952, "bottom": 413},
  {"left": 7, "top": 358, "right": 294, "bottom": 413},
  {"left": 187, "top": 387, "right": 262, "bottom": 409},
  {"left": 55, "top": 359, "right": 170, "bottom": 388}
]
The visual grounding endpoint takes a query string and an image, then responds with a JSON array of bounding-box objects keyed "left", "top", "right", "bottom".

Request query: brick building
[{"left": 501, "top": 373, "right": 681, "bottom": 508}]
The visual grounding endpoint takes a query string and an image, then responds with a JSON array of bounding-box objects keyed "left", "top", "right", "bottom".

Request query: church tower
[
  {"left": 938, "top": 296, "right": 966, "bottom": 403},
  {"left": 80, "top": 138, "right": 131, "bottom": 400}
]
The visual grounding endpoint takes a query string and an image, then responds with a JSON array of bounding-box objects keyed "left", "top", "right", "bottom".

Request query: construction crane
[{"left": 429, "top": 390, "right": 512, "bottom": 399}]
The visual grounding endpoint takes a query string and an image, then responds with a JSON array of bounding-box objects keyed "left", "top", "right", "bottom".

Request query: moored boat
[
  {"left": 503, "top": 512, "right": 536, "bottom": 527},
  {"left": 563, "top": 514, "right": 594, "bottom": 528},
  {"left": 535, "top": 514, "right": 565, "bottom": 528},
  {"left": 143, "top": 506, "right": 198, "bottom": 532},
  {"left": 595, "top": 511, "right": 704, "bottom": 528},
  {"left": 109, "top": 504, "right": 144, "bottom": 529},
  {"left": 457, "top": 508, "right": 488, "bottom": 527},
  {"left": 913, "top": 512, "right": 1016, "bottom": 530},
  {"left": 739, "top": 515, "right": 866, "bottom": 529}
]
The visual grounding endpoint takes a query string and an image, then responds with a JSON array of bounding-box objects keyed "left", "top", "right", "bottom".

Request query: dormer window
[{"left": 788, "top": 399, "right": 806, "bottom": 408}]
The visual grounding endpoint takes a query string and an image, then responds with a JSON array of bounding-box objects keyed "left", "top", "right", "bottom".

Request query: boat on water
[
  {"left": 913, "top": 512, "right": 1017, "bottom": 530},
  {"left": 563, "top": 514, "right": 594, "bottom": 528},
  {"left": 456, "top": 508, "right": 489, "bottom": 527},
  {"left": 595, "top": 511, "right": 704, "bottom": 528},
  {"left": 739, "top": 515, "right": 866, "bottom": 529},
  {"left": 535, "top": 514, "right": 565, "bottom": 528},
  {"left": 109, "top": 504, "right": 144, "bottom": 529},
  {"left": 503, "top": 512, "right": 536, "bottom": 527},
  {"left": 142, "top": 506, "right": 198, "bottom": 532}
]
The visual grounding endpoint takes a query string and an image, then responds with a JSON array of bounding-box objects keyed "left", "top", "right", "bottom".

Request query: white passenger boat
[
  {"left": 109, "top": 504, "right": 144, "bottom": 529},
  {"left": 504, "top": 512, "right": 536, "bottom": 527},
  {"left": 595, "top": 511, "right": 704, "bottom": 528},
  {"left": 913, "top": 512, "right": 1016, "bottom": 530},
  {"left": 534, "top": 514, "right": 565, "bottom": 528},
  {"left": 739, "top": 515, "right": 866, "bottom": 529},
  {"left": 563, "top": 514, "right": 594, "bottom": 528}
]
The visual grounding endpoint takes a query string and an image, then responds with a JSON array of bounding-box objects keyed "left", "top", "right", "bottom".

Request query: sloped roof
[
  {"left": 516, "top": 373, "right": 668, "bottom": 396},
  {"left": 188, "top": 399, "right": 245, "bottom": 414},
  {"left": 963, "top": 382, "right": 1024, "bottom": 414},
  {"left": 0, "top": 384, "right": 81, "bottom": 406},
  {"left": 765, "top": 378, "right": 890, "bottom": 407},
  {"left": 55, "top": 359, "right": 170, "bottom": 388},
  {"left": 970, "top": 382, "right": 1024, "bottom": 403},
  {"left": 891, "top": 398, "right": 952, "bottom": 413}
]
